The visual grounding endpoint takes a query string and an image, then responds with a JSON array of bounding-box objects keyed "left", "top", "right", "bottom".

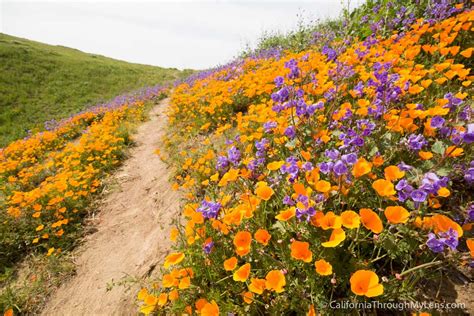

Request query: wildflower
[
  {"left": 265, "top": 270, "right": 286, "bottom": 293},
  {"left": 197, "top": 200, "right": 222, "bottom": 219},
  {"left": 352, "top": 157, "right": 372, "bottom": 177},
  {"left": 360, "top": 208, "right": 383, "bottom": 233},
  {"left": 321, "top": 228, "right": 346, "bottom": 247},
  {"left": 201, "top": 300, "right": 219, "bottom": 316},
  {"left": 410, "top": 189, "right": 427, "bottom": 203},
  {"left": 372, "top": 179, "right": 396, "bottom": 196},
  {"left": 341, "top": 210, "right": 360, "bottom": 229},
  {"left": 426, "top": 229, "right": 458, "bottom": 253},
  {"left": 224, "top": 257, "right": 238, "bottom": 271},
  {"left": 164, "top": 252, "right": 185, "bottom": 268},
  {"left": 350, "top": 270, "right": 384, "bottom": 297},
  {"left": 248, "top": 278, "right": 266, "bottom": 294},
  {"left": 254, "top": 229, "right": 271, "bottom": 246},
  {"left": 255, "top": 181, "right": 274, "bottom": 201},
  {"left": 315, "top": 259, "right": 333, "bottom": 276},
  {"left": 384, "top": 206, "right": 410, "bottom": 224},
  {"left": 290, "top": 240, "right": 313, "bottom": 262},
  {"left": 233, "top": 263, "right": 251, "bottom": 282},
  {"left": 233, "top": 231, "right": 252, "bottom": 256},
  {"left": 430, "top": 116, "right": 445, "bottom": 128},
  {"left": 384, "top": 166, "right": 405, "bottom": 181}
]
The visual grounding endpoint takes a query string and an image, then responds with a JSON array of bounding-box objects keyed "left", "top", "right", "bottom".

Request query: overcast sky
[{"left": 1, "top": 0, "right": 363, "bottom": 70}]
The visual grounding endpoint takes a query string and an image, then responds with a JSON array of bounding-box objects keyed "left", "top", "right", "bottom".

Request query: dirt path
[{"left": 42, "top": 98, "right": 180, "bottom": 316}]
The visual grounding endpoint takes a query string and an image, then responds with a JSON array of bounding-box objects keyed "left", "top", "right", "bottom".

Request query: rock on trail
[{"left": 42, "top": 98, "right": 179, "bottom": 316}]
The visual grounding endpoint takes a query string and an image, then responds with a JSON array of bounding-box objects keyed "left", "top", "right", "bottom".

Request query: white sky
[{"left": 0, "top": 0, "right": 363, "bottom": 70}]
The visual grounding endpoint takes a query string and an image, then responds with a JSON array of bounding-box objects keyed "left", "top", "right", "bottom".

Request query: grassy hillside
[{"left": 0, "top": 33, "right": 190, "bottom": 146}]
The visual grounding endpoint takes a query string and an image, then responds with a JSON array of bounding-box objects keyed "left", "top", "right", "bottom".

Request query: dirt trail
[{"left": 42, "top": 98, "right": 180, "bottom": 316}]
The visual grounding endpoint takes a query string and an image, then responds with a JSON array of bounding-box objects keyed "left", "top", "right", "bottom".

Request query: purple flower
[
  {"left": 319, "top": 162, "right": 333, "bottom": 174},
  {"left": 296, "top": 206, "right": 316, "bottom": 222},
  {"left": 406, "top": 134, "right": 427, "bottom": 151},
  {"left": 411, "top": 189, "right": 428, "bottom": 203},
  {"left": 197, "top": 200, "right": 222, "bottom": 219},
  {"left": 430, "top": 116, "right": 445, "bottom": 128},
  {"left": 283, "top": 195, "right": 295, "bottom": 206},
  {"left": 463, "top": 123, "right": 474, "bottom": 144},
  {"left": 264, "top": 121, "right": 277, "bottom": 133},
  {"left": 285, "top": 126, "right": 296, "bottom": 139},
  {"left": 333, "top": 160, "right": 348, "bottom": 176},
  {"left": 203, "top": 240, "right": 214, "bottom": 254},
  {"left": 426, "top": 233, "right": 444, "bottom": 253},
  {"left": 325, "top": 149, "right": 340, "bottom": 160},
  {"left": 227, "top": 146, "right": 241, "bottom": 165},
  {"left": 342, "top": 153, "right": 357, "bottom": 165},
  {"left": 217, "top": 156, "right": 229, "bottom": 171},
  {"left": 465, "top": 167, "right": 474, "bottom": 184},
  {"left": 274, "top": 76, "right": 284, "bottom": 87}
]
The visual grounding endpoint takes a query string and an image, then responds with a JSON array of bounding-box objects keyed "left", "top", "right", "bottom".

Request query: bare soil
[{"left": 42, "top": 98, "right": 179, "bottom": 316}]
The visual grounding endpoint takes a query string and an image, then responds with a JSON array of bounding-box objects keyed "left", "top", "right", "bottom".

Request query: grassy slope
[{"left": 0, "top": 33, "right": 191, "bottom": 146}]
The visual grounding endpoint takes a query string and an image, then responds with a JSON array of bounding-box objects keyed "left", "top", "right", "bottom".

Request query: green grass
[{"left": 0, "top": 33, "right": 192, "bottom": 147}]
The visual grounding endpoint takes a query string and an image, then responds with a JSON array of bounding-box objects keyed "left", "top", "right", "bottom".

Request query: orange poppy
[
  {"left": 384, "top": 206, "right": 410, "bottom": 224},
  {"left": 255, "top": 181, "right": 274, "bottom": 201},
  {"left": 384, "top": 165, "right": 405, "bottom": 181},
  {"left": 242, "top": 291, "right": 254, "bottom": 304},
  {"left": 466, "top": 239, "right": 474, "bottom": 258},
  {"left": 352, "top": 157, "right": 372, "bottom": 177},
  {"left": 372, "top": 179, "right": 396, "bottom": 197},
  {"left": 315, "top": 180, "right": 331, "bottom": 193},
  {"left": 290, "top": 240, "right": 313, "bottom": 262},
  {"left": 248, "top": 278, "right": 266, "bottom": 294},
  {"left": 201, "top": 300, "right": 219, "bottom": 316},
  {"left": 233, "top": 263, "right": 251, "bottom": 282},
  {"left": 275, "top": 207, "right": 296, "bottom": 221},
  {"left": 431, "top": 214, "right": 463, "bottom": 237},
  {"left": 223, "top": 257, "right": 238, "bottom": 271},
  {"left": 254, "top": 229, "right": 271, "bottom": 246},
  {"left": 360, "top": 208, "right": 383, "bottom": 233},
  {"left": 321, "top": 228, "right": 346, "bottom": 248},
  {"left": 319, "top": 211, "right": 342, "bottom": 230},
  {"left": 233, "top": 231, "right": 252, "bottom": 256},
  {"left": 315, "top": 259, "right": 332, "bottom": 276},
  {"left": 350, "top": 270, "right": 384, "bottom": 297},
  {"left": 164, "top": 252, "right": 185, "bottom": 268},
  {"left": 265, "top": 270, "right": 286, "bottom": 293},
  {"left": 341, "top": 210, "right": 360, "bottom": 229}
]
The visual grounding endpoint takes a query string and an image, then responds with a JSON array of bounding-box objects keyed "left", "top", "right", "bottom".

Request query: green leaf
[{"left": 431, "top": 140, "right": 446, "bottom": 155}]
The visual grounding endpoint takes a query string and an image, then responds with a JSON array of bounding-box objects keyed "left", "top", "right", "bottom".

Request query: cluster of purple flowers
[
  {"left": 197, "top": 200, "right": 222, "bottom": 219},
  {"left": 248, "top": 139, "right": 269, "bottom": 172},
  {"left": 396, "top": 172, "right": 449, "bottom": 206},
  {"left": 318, "top": 149, "right": 357, "bottom": 180},
  {"left": 404, "top": 134, "right": 428, "bottom": 152},
  {"left": 295, "top": 194, "right": 316, "bottom": 222},
  {"left": 426, "top": 228, "right": 458, "bottom": 253},
  {"left": 465, "top": 160, "right": 474, "bottom": 184},
  {"left": 216, "top": 146, "right": 241, "bottom": 171}
]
